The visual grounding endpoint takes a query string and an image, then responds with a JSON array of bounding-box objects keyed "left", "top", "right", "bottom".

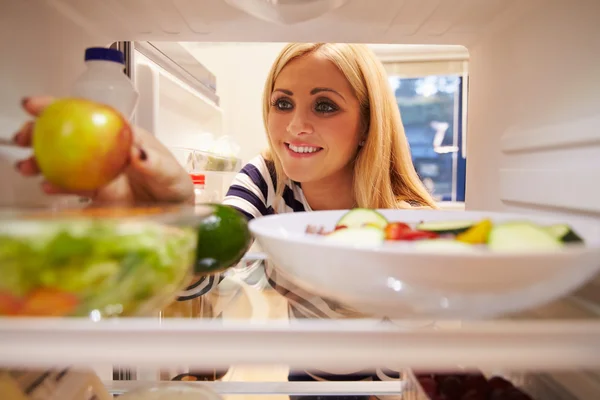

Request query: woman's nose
[{"left": 287, "top": 110, "right": 314, "bottom": 135}]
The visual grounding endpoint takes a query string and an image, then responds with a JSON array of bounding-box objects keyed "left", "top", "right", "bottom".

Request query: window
[
  {"left": 387, "top": 74, "right": 466, "bottom": 202},
  {"left": 378, "top": 49, "right": 469, "bottom": 203}
]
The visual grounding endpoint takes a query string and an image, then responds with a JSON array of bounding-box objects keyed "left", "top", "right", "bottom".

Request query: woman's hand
[{"left": 13, "top": 96, "right": 195, "bottom": 205}]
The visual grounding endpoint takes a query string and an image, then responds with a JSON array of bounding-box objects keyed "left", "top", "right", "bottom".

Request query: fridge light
[{"left": 223, "top": 0, "right": 349, "bottom": 25}]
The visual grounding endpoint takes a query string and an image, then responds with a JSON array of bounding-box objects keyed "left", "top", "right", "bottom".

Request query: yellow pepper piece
[{"left": 456, "top": 219, "right": 493, "bottom": 244}]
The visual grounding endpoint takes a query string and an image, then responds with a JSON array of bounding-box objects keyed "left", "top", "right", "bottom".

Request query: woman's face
[{"left": 267, "top": 51, "right": 363, "bottom": 184}]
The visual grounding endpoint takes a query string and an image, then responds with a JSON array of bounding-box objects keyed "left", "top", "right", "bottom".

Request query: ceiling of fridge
[{"left": 43, "top": 0, "right": 535, "bottom": 46}]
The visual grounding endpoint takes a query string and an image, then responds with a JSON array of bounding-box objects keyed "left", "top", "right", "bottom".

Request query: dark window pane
[{"left": 389, "top": 75, "right": 464, "bottom": 201}]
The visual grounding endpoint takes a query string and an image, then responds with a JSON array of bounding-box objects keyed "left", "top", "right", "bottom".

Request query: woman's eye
[
  {"left": 315, "top": 101, "right": 338, "bottom": 114},
  {"left": 273, "top": 98, "right": 293, "bottom": 110}
]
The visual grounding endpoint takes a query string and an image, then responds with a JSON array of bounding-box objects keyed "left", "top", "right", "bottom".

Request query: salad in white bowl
[
  {"left": 249, "top": 208, "right": 600, "bottom": 319},
  {"left": 307, "top": 208, "right": 586, "bottom": 252}
]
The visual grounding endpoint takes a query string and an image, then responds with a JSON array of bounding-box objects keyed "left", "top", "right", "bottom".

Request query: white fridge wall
[
  {"left": 134, "top": 53, "right": 223, "bottom": 167},
  {"left": 466, "top": 0, "right": 600, "bottom": 219},
  {"left": 181, "top": 42, "right": 286, "bottom": 164},
  {"left": 0, "top": 1, "right": 111, "bottom": 207}
]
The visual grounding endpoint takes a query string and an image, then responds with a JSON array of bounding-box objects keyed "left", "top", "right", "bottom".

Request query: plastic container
[
  {"left": 193, "top": 150, "right": 240, "bottom": 172},
  {"left": 159, "top": 267, "right": 225, "bottom": 382},
  {"left": 0, "top": 368, "right": 112, "bottom": 400},
  {"left": 71, "top": 47, "right": 139, "bottom": 120},
  {"left": 115, "top": 383, "right": 223, "bottom": 400},
  {"left": 191, "top": 173, "right": 218, "bottom": 204}
]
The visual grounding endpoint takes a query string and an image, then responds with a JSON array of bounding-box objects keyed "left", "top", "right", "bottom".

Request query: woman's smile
[{"left": 284, "top": 142, "right": 324, "bottom": 158}]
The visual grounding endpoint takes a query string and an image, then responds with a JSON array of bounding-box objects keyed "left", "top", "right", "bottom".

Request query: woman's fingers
[
  {"left": 11, "top": 95, "right": 55, "bottom": 148},
  {"left": 12, "top": 96, "right": 56, "bottom": 146},
  {"left": 128, "top": 145, "right": 152, "bottom": 174},
  {"left": 40, "top": 181, "right": 97, "bottom": 198},
  {"left": 126, "top": 137, "right": 195, "bottom": 204},
  {"left": 15, "top": 156, "right": 40, "bottom": 176},
  {"left": 22, "top": 96, "right": 55, "bottom": 117},
  {"left": 12, "top": 121, "right": 34, "bottom": 147}
]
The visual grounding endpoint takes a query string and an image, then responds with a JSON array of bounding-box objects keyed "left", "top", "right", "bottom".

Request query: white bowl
[{"left": 249, "top": 209, "right": 600, "bottom": 319}]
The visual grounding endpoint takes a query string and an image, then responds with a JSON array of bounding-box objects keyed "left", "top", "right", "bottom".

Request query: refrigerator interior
[{"left": 1, "top": 0, "right": 599, "bottom": 398}]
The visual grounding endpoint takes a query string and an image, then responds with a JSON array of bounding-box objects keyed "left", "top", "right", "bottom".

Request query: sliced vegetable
[
  {"left": 543, "top": 224, "right": 583, "bottom": 243},
  {"left": 488, "top": 222, "right": 563, "bottom": 252},
  {"left": 19, "top": 288, "right": 79, "bottom": 317},
  {"left": 336, "top": 208, "right": 388, "bottom": 230},
  {"left": 455, "top": 219, "right": 492, "bottom": 244},
  {"left": 390, "top": 229, "right": 439, "bottom": 241},
  {"left": 0, "top": 292, "right": 23, "bottom": 316},
  {"left": 416, "top": 220, "right": 476, "bottom": 235},
  {"left": 384, "top": 222, "right": 411, "bottom": 240},
  {"left": 325, "top": 226, "right": 385, "bottom": 247}
]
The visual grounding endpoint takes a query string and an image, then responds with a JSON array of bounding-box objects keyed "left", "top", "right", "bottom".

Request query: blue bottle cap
[{"left": 84, "top": 47, "right": 125, "bottom": 64}]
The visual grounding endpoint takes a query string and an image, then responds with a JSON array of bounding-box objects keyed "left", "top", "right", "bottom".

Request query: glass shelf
[{"left": 1, "top": 263, "right": 600, "bottom": 373}]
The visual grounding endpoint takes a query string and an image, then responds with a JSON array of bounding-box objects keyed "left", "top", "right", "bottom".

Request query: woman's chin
[{"left": 281, "top": 167, "right": 315, "bottom": 184}]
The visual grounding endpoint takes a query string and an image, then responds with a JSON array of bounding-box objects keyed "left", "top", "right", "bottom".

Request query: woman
[
  {"left": 13, "top": 43, "right": 436, "bottom": 399},
  {"left": 219, "top": 43, "right": 436, "bottom": 399}
]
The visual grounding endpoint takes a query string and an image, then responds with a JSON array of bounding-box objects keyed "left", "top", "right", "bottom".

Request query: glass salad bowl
[{"left": 0, "top": 204, "right": 217, "bottom": 318}]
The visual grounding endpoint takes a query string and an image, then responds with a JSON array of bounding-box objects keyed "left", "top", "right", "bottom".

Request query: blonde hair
[{"left": 262, "top": 43, "right": 438, "bottom": 210}]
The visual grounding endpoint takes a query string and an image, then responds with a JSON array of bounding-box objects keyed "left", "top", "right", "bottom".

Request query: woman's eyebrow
[
  {"left": 272, "top": 87, "right": 346, "bottom": 103},
  {"left": 311, "top": 87, "right": 346, "bottom": 102},
  {"left": 273, "top": 88, "right": 293, "bottom": 95}
]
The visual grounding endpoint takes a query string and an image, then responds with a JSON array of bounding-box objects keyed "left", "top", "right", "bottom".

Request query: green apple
[{"left": 32, "top": 98, "right": 133, "bottom": 191}]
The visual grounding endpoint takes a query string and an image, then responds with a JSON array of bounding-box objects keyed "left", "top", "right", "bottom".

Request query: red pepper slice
[
  {"left": 386, "top": 223, "right": 439, "bottom": 241},
  {"left": 399, "top": 230, "right": 439, "bottom": 241}
]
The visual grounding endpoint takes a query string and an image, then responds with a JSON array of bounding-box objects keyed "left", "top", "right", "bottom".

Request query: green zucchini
[
  {"left": 325, "top": 226, "right": 385, "bottom": 247},
  {"left": 415, "top": 220, "right": 476, "bottom": 235},
  {"left": 488, "top": 222, "right": 563, "bottom": 252},
  {"left": 543, "top": 224, "right": 584, "bottom": 243},
  {"left": 336, "top": 208, "right": 388, "bottom": 230}
]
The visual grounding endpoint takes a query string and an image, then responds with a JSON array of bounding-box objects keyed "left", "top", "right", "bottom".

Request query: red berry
[
  {"left": 440, "top": 376, "right": 466, "bottom": 399},
  {"left": 488, "top": 376, "right": 513, "bottom": 391},
  {"left": 419, "top": 377, "right": 438, "bottom": 396},
  {"left": 464, "top": 374, "right": 490, "bottom": 396},
  {"left": 502, "top": 388, "right": 533, "bottom": 400},
  {"left": 460, "top": 389, "right": 486, "bottom": 400}
]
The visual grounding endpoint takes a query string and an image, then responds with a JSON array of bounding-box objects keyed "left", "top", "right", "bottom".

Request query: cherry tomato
[
  {"left": 384, "top": 222, "right": 411, "bottom": 240},
  {"left": 0, "top": 292, "right": 23, "bottom": 316}
]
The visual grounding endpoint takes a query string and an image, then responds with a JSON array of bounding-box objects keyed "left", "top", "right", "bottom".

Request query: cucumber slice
[
  {"left": 336, "top": 208, "right": 388, "bottom": 230},
  {"left": 414, "top": 239, "right": 476, "bottom": 253},
  {"left": 544, "top": 224, "right": 584, "bottom": 243},
  {"left": 324, "top": 226, "right": 385, "bottom": 248},
  {"left": 416, "top": 220, "right": 476, "bottom": 235},
  {"left": 488, "top": 222, "right": 563, "bottom": 252}
]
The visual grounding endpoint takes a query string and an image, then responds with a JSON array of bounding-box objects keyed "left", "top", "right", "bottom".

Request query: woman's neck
[{"left": 301, "top": 169, "right": 355, "bottom": 211}]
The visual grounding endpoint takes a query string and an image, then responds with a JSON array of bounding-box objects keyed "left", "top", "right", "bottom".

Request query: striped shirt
[{"left": 220, "top": 154, "right": 404, "bottom": 391}]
